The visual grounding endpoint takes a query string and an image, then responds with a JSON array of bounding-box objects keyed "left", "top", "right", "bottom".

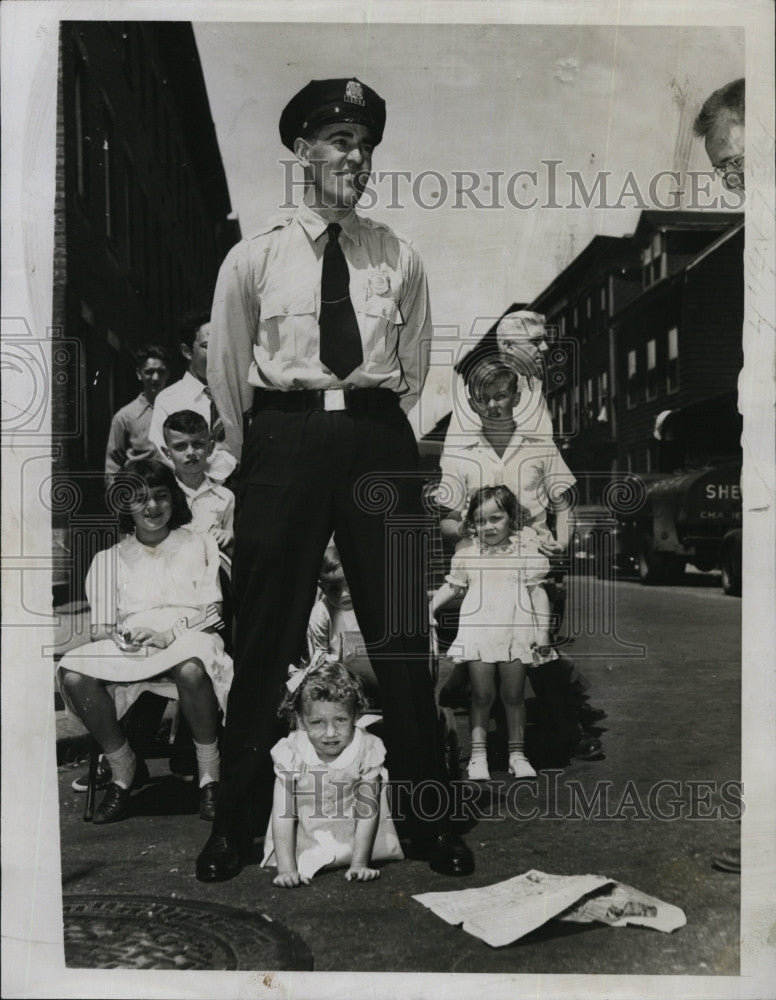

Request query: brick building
[
  {"left": 527, "top": 236, "right": 642, "bottom": 500},
  {"left": 52, "top": 21, "right": 240, "bottom": 597},
  {"left": 526, "top": 211, "right": 743, "bottom": 500},
  {"left": 612, "top": 212, "right": 743, "bottom": 474}
]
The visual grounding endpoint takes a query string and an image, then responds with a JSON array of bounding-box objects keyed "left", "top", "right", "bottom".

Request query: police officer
[{"left": 197, "top": 77, "right": 474, "bottom": 881}]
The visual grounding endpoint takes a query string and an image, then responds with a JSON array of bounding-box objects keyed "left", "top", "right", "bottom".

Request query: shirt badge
[
  {"left": 365, "top": 266, "right": 391, "bottom": 298},
  {"left": 344, "top": 80, "right": 366, "bottom": 106}
]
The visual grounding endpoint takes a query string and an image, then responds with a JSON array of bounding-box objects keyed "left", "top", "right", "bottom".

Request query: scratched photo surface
[{"left": 2, "top": 3, "right": 774, "bottom": 999}]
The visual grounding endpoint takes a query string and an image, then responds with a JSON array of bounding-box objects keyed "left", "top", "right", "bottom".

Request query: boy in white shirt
[
  {"left": 437, "top": 356, "right": 575, "bottom": 553},
  {"left": 161, "top": 410, "right": 234, "bottom": 555}
]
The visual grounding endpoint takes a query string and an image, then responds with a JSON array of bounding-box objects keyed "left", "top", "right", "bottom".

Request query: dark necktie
[
  {"left": 319, "top": 222, "right": 363, "bottom": 379},
  {"left": 202, "top": 386, "right": 225, "bottom": 443}
]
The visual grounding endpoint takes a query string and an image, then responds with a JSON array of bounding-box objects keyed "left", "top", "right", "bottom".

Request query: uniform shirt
[
  {"left": 207, "top": 201, "right": 432, "bottom": 460},
  {"left": 437, "top": 427, "right": 576, "bottom": 534},
  {"left": 105, "top": 394, "right": 156, "bottom": 477},
  {"left": 177, "top": 475, "right": 235, "bottom": 549},
  {"left": 148, "top": 371, "right": 237, "bottom": 483}
]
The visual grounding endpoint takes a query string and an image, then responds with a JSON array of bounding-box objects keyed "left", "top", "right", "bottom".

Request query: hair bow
[{"left": 286, "top": 649, "right": 327, "bottom": 693}]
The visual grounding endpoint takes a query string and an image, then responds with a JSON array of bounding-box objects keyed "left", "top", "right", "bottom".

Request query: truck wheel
[
  {"left": 663, "top": 556, "right": 686, "bottom": 585},
  {"left": 638, "top": 535, "right": 666, "bottom": 585},
  {"left": 721, "top": 547, "right": 742, "bottom": 597}
]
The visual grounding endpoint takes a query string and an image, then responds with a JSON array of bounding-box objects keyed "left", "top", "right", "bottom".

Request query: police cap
[{"left": 279, "top": 78, "right": 386, "bottom": 150}]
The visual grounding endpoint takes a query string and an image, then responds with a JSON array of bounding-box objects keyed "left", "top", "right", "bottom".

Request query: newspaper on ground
[
  {"left": 558, "top": 879, "right": 686, "bottom": 932},
  {"left": 412, "top": 869, "right": 686, "bottom": 948}
]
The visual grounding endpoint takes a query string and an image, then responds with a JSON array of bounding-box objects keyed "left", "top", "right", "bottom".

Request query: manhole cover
[{"left": 63, "top": 894, "right": 313, "bottom": 970}]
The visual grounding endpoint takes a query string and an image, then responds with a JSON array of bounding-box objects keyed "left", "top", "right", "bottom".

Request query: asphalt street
[{"left": 57, "top": 573, "right": 742, "bottom": 974}]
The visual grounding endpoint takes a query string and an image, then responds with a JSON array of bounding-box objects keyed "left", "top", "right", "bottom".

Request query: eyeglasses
[{"left": 713, "top": 154, "right": 744, "bottom": 186}]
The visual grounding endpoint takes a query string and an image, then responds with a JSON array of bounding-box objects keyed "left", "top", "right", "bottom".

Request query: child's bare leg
[
  {"left": 499, "top": 659, "right": 536, "bottom": 778},
  {"left": 60, "top": 669, "right": 125, "bottom": 753},
  {"left": 468, "top": 660, "right": 496, "bottom": 777},
  {"left": 60, "top": 669, "right": 140, "bottom": 791},
  {"left": 171, "top": 658, "right": 220, "bottom": 797},
  {"left": 170, "top": 658, "right": 219, "bottom": 744}
]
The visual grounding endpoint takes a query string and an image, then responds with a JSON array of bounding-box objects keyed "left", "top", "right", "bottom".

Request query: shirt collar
[
  {"left": 180, "top": 370, "right": 208, "bottom": 397},
  {"left": 178, "top": 475, "right": 216, "bottom": 499},
  {"left": 136, "top": 393, "right": 154, "bottom": 411},
  {"left": 296, "top": 201, "right": 361, "bottom": 247}
]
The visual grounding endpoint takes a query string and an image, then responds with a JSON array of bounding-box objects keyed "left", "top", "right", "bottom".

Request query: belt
[{"left": 252, "top": 387, "right": 400, "bottom": 414}]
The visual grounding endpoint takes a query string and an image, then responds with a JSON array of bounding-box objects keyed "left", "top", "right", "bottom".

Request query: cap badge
[{"left": 344, "top": 80, "right": 366, "bottom": 106}]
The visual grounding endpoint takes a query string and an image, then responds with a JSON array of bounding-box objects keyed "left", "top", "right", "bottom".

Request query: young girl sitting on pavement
[
  {"left": 430, "top": 485, "right": 551, "bottom": 781},
  {"left": 261, "top": 655, "right": 403, "bottom": 887},
  {"left": 57, "top": 459, "right": 232, "bottom": 824}
]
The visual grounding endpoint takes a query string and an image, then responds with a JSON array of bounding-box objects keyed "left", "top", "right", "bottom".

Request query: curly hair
[
  {"left": 110, "top": 458, "right": 193, "bottom": 534},
  {"left": 463, "top": 484, "right": 530, "bottom": 537},
  {"left": 278, "top": 658, "right": 370, "bottom": 724}
]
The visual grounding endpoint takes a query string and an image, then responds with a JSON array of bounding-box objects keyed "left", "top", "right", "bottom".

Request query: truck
[{"left": 617, "top": 460, "right": 743, "bottom": 593}]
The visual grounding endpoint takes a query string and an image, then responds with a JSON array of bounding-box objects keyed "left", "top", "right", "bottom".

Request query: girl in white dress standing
[
  {"left": 430, "top": 485, "right": 551, "bottom": 781},
  {"left": 58, "top": 459, "right": 232, "bottom": 824}
]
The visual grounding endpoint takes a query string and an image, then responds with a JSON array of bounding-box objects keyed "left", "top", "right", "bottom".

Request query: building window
[
  {"left": 74, "top": 50, "right": 89, "bottom": 202},
  {"left": 583, "top": 377, "right": 594, "bottom": 426},
  {"left": 667, "top": 327, "right": 679, "bottom": 393},
  {"left": 557, "top": 392, "right": 566, "bottom": 436},
  {"left": 121, "top": 24, "right": 133, "bottom": 85},
  {"left": 573, "top": 305, "right": 578, "bottom": 329},
  {"left": 646, "top": 338, "right": 657, "bottom": 401},
  {"left": 140, "top": 188, "right": 150, "bottom": 297},
  {"left": 597, "top": 371, "right": 609, "bottom": 423},
  {"left": 123, "top": 155, "right": 133, "bottom": 267},
  {"left": 137, "top": 30, "right": 147, "bottom": 114},
  {"left": 600, "top": 285, "right": 606, "bottom": 312},
  {"left": 102, "top": 105, "right": 116, "bottom": 240},
  {"left": 559, "top": 314, "right": 566, "bottom": 338},
  {"left": 586, "top": 295, "right": 592, "bottom": 320},
  {"left": 152, "top": 73, "right": 161, "bottom": 153},
  {"left": 627, "top": 349, "right": 638, "bottom": 409}
]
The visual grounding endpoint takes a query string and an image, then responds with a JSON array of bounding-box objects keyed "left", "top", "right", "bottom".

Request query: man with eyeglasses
[
  {"left": 694, "top": 77, "right": 745, "bottom": 878},
  {"left": 693, "top": 78, "right": 745, "bottom": 191}
]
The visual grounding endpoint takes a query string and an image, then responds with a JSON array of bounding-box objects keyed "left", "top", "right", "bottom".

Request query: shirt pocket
[
  {"left": 260, "top": 291, "right": 318, "bottom": 361},
  {"left": 357, "top": 295, "right": 404, "bottom": 363}
]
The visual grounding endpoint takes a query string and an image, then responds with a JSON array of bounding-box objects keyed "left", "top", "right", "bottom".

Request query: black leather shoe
[
  {"left": 91, "top": 758, "right": 150, "bottom": 825},
  {"left": 199, "top": 781, "right": 219, "bottom": 821},
  {"left": 196, "top": 832, "right": 243, "bottom": 882},
  {"left": 570, "top": 735, "right": 603, "bottom": 760},
  {"left": 427, "top": 832, "right": 475, "bottom": 877}
]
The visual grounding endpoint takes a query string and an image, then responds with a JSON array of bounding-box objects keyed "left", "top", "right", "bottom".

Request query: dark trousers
[{"left": 214, "top": 402, "right": 450, "bottom": 845}]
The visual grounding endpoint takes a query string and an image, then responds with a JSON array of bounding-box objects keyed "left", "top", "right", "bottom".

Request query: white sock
[
  {"left": 194, "top": 739, "right": 220, "bottom": 788},
  {"left": 470, "top": 738, "right": 487, "bottom": 762},
  {"left": 104, "top": 741, "right": 136, "bottom": 790}
]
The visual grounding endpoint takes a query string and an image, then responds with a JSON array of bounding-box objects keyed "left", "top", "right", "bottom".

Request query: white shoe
[
  {"left": 467, "top": 758, "right": 490, "bottom": 781},
  {"left": 508, "top": 755, "right": 537, "bottom": 779}
]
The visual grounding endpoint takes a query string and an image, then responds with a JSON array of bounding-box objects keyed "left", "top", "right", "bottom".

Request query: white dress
[
  {"left": 57, "top": 527, "right": 233, "bottom": 720},
  {"left": 261, "top": 727, "right": 404, "bottom": 881},
  {"left": 446, "top": 530, "right": 550, "bottom": 664}
]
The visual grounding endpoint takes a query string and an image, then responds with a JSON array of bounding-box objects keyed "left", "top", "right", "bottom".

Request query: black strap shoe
[
  {"left": 196, "top": 832, "right": 243, "bottom": 882},
  {"left": 427, "top": 832, "right": 475, "bottom": 877},
  {"left": 199, "top": 782, "right": 219, "bottom": 822},
  {"left": 90, "top": 758, "right": 149, "bottom": 825}
]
